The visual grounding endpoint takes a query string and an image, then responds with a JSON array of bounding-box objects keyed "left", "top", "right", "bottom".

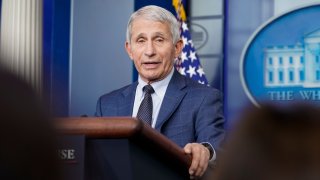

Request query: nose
[{"left": 144, "top": 41, "right": 156, "bottom": 57}]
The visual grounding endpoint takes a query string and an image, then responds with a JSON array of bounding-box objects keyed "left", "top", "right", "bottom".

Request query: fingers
[
  {"left": 196, "top": 147, "right": 209, "bottom": 177},
  {"left": 185, "top": 143, "right": 200, "bottom": 175},
  {"left": 184, "top": 143, "right": 210, "bottom": 178},
  {"left": 184, "top": 143, "right": 192, "bottom": 154}
]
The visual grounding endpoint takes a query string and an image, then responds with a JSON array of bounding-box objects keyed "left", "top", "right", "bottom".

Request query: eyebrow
[
  {"left": 135, "top": 32, "right": 169, "bottom": 40},
  {"left": 136, "top": 33, "right": 146, "bottom": 40},
  {"left": 154, "top": 32, "right": 167, "bottom": 37}
]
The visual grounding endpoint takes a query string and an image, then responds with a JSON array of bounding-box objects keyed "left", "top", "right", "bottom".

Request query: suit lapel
[
  {"left": 118, "top": 81, "right": 138, "bottom": 116},
  {"left": 155, "top": 71, "right": 187, "bottom": 130}
]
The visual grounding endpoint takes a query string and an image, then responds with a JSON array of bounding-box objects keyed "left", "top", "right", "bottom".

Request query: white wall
[
  {"left": 69, "top": 0, "right": 134, "bottom": 116},
  {"left": 274, "top": 0, "right": 320, "bottom": 15}
]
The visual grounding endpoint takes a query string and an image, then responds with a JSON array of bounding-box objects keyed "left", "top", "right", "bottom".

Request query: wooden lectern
[{"left": 55, "top": 117, "right": 191, "bottom": 180}]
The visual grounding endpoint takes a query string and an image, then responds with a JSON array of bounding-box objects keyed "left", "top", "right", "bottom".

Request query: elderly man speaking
[{"left": 96, "top": 5, "right": 225, "bottom": 178}]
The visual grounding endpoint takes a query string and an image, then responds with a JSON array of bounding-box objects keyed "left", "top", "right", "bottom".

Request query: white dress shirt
[{"left": 132, "top": 68, "right": 174, "bottom": 128}]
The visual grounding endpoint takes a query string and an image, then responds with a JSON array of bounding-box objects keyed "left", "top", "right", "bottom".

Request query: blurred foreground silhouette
[
  {"left": 213, "top": 103, "right": 320, "bottom": 180},
  {"left": 0, "top": 67, "right": 60, "bottom": 179}
]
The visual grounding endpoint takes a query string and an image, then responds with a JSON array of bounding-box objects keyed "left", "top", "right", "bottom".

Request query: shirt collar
[{"left": 137, "top": 67, "right": 174, "bottom": 98}]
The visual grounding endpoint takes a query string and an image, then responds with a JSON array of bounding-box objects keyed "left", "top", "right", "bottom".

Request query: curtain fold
[{"left": 0, "top": 0, "right": 43, "bottom": 93}]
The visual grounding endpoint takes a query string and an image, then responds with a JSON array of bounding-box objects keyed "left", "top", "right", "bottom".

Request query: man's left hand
[{"left": 184, "top": 143, "right": 210, "bottom": 179}]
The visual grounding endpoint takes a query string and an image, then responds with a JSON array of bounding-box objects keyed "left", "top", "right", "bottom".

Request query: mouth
[{"left": 142, "top": 61, "right": 161, "bottom": 69}]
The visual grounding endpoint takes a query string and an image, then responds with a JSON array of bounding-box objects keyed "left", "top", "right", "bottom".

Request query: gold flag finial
[{"left": 172, "top": 0, "right": 186, "bottom": 21}]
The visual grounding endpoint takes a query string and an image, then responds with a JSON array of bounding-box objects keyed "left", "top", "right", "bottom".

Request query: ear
[
  {"left": 174, "top": 39, "right": 183, "bottom": 58},
  {"left": 125, "top": 41, "right": 134, "bottom": 60}
]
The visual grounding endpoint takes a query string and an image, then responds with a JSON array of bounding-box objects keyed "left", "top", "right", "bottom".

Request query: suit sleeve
[
  {"left": 195, "top": 89, "right": 225, "bottom": 155},
  {"left": 95, "top": 96, "right": 102, "bottom": 117}
]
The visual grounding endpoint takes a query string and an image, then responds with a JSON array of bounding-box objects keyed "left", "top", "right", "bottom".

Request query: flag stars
[
  {"left": 179, "top": 67, "right": 186, "bottom": 76},
  {"left": 182, "top": 36, "right": 188, "bottom": 47},
  {"left": 189, "top": 51, "right": 197, "bottom": 63},
  {"left": 175, "top": 17, "right": 208, "bottom": 85},
  {"left": 186, "top": 65, "right": 196, "bottom": 78},
  {"left": 188, "top": 40, "right": 194, "bottom": 47},
  {"left": 197, "top": 67, "right": 205, "bottom": 77},
  {"left": 182, "top": 22, "right": 188, "bottom": 32},
  {"left": 180, "top": 52, "right": 188, "bottom": 63}
]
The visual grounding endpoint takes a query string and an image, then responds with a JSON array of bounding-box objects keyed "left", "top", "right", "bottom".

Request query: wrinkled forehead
[
  {"left": 131, "top": 16, "right": 169, "bottom": 28},
  {"left": 130, "top": 18, "right": 171, "bottom": 36}
]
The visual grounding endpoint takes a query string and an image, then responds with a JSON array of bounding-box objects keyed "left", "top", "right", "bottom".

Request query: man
[{"left": 96, "top": 5, "right": 224, "bottom": 178}]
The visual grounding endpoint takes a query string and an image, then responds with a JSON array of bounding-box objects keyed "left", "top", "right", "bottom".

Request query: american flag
[{"left": 173, "top": 0, "right": 208, "bottom": 85}]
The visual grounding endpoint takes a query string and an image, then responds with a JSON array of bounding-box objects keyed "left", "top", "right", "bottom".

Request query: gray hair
[{"left": 126, "top": 5, "right": 180, "bottom": 44}]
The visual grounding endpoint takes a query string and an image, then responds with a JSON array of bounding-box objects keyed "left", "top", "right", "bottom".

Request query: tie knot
[{"left": 143, "top": 85, "right": 155, "bottom": 94}]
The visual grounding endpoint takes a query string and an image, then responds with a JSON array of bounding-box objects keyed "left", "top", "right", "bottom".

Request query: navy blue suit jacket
[{"left": 96, "top": 70, "right": 225, "bottom": 150}]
